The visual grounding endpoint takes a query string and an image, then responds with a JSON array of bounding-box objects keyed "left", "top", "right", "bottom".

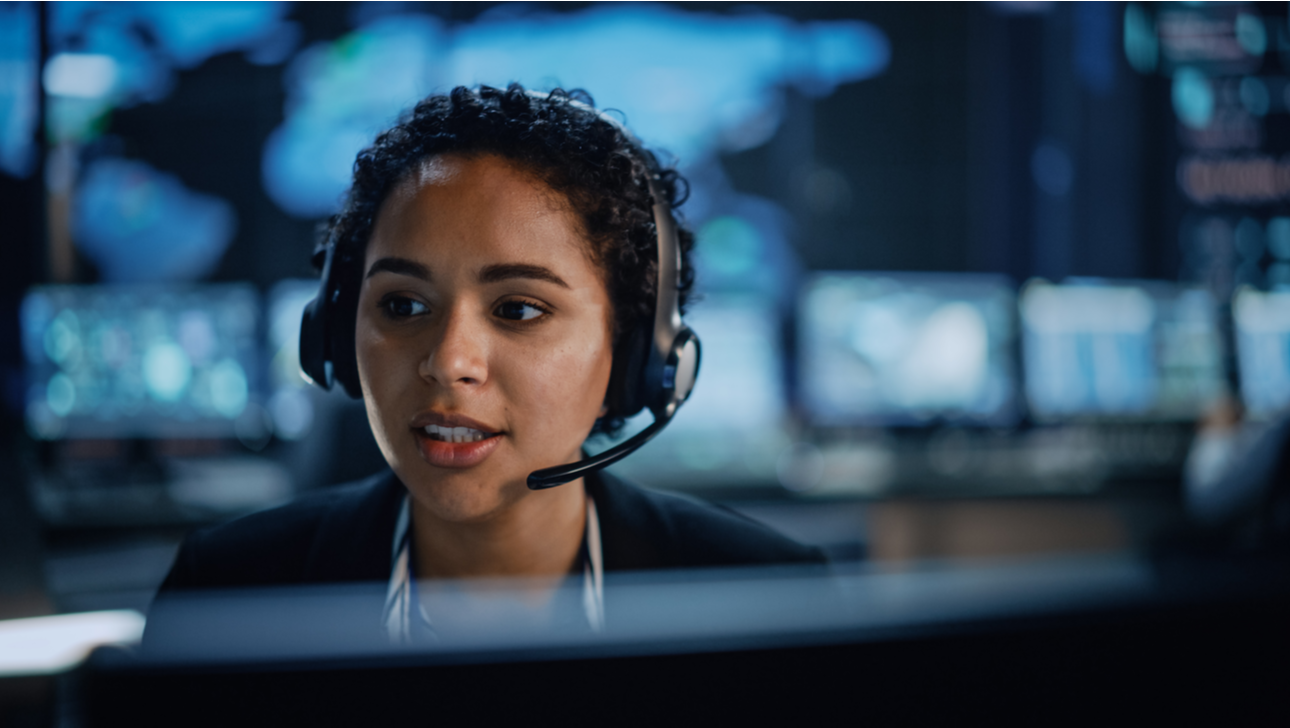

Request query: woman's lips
[
  {"left": 413, "top": 428, "right": 502, "bottom": 468},
  {"left": 409, "top": 411, "right": 497, "bottom": 433}
]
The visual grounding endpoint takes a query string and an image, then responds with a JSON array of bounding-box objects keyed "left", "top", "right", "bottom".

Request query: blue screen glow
[
  {"left": 1234, "top": 287, "right": 1290, "bottom": 419},
  {"left": 262, "top": 4, "right": 889, "bottom": 217},
  {"left": 73, "top": 158, "right": 237, "bottom": 283},
  {"left": 800, "top": 273, "right": 1018, "bottom": 426},
  {"left": 265, "top": 279, "right": 322, "bottom": 441},
  {"left": 1021, "top": 279, "right": 1223, "bottom": 420},
  {"left": 21, "top": 285, "right": 262, "bottom": 439},
  {"left": 0, "top": 2, "right": 38, "bottom": 178}
]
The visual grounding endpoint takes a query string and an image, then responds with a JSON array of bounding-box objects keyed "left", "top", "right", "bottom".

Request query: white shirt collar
[{"left": 383, "top": 491, "right": 604, "bottom": 643}]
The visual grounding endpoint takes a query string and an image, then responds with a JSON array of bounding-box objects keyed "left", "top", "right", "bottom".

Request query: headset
[{"left": 299, "top": 95, "right": 700, "bottom": 490}]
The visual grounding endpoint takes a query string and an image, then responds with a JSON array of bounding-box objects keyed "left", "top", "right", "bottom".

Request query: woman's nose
[{"left": 419, "top": 308, "right": 487, "bottom": 387}]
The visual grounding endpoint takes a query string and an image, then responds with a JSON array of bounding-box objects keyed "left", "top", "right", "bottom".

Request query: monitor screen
[
  {"left": 798, "top": 272, "right": 1017, "bottom": 426},
  {"left": 1153, "top": 284, "right": 1226, "bottom": 418},
  {"left": 21, "top": 285, "right": 262, "bottom": 439},
  {"left": 1233, "top": 287, "right": 1290, "bottom": 419},
  {"left": 1020, "top": 279, "right": 1223, "bottom": 420}
]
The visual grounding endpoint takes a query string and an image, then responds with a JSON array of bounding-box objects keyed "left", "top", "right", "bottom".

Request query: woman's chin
[{"left": 404, "top": 470, "right": 529, "bottom": 525}]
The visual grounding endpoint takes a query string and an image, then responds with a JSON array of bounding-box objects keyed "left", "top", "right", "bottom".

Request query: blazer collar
[{"left": 301, "top": 467, "right": 643, "bottom": 582}]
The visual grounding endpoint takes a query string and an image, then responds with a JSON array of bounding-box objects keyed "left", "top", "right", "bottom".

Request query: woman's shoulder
[
  {"left": 588, "top": 471, "right": 827, "bottom": 571},
  {"left": 159, "top": 470, "right": 404, "bottom": 591}
]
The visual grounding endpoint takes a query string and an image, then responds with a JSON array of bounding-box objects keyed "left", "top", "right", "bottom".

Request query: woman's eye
[
  {"left": 381, "top": 296, "right": 429, "bottom": 318},
  {"left": 495, "top": 300, "right": 547, "bottom": 322}
]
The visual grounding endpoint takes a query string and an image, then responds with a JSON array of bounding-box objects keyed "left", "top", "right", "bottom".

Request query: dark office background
[
  {"left": 3, "top": 4, "right": 1290, "bottom": 720},
  {"left": 0, "top": 3, "right": 1190, "bottom": 290}
]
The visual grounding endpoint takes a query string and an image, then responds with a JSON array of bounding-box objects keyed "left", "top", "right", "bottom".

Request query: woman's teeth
[{"left": 424, "top": 424, "right": 489, "bottom": 443}]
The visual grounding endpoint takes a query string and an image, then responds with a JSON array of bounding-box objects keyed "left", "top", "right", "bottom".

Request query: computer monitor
[
  {"left": 1020, "top": 279, "right": 1223, "bottom": 421},
  {"left": 1233, "top": 286, "right": 1290, "bottom": 419},
  {"left": 798, "top": 272, "right": 1018, "bottom": 426},
  {"left": 1152, "top": 284, "right": 1226, "bottom": 418},
  {"left": 21, "top": 284, "right": 262, "bottom": 439}
]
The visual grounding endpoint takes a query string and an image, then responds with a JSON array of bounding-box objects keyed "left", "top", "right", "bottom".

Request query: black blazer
[
  {"left": 154, "top": 469, "right": 825, "bottom": 592},
  {"left": 143, "top": 469, "right": 827, "bottom": 651}
]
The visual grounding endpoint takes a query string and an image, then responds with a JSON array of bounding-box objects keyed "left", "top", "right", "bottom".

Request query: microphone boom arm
[{"left": 526, "top": 407, "right": 674, "bottom": 490}]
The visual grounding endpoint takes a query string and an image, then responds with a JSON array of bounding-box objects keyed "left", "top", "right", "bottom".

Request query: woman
[{"left": 145, "top": 85, "right": 824, "bottom": 646}]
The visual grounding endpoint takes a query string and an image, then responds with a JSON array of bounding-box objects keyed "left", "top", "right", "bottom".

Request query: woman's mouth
[
  {"left": 413, "top": 423, "right": 502, "bottom": 468},
  {"left": 423, "top": 424, "right": 492, "bottom": 443}
]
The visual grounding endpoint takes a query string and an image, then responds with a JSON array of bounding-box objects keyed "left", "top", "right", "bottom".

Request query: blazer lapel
[{"left": 302, "top": 469, "right": 406, "bottom": 584}]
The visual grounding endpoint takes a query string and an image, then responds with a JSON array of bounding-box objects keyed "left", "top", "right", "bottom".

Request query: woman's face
[{"left": 356, "top": 153, "right": 615, "bottom": 523}]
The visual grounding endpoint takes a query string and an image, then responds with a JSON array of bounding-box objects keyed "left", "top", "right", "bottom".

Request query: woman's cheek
[
  {"left": 556, "top": 340, "right": 613, "bottom": 425},
  {"left": 507, "top": 342, "right": 604, "bottom": 432},
  {"left": 356, "top": 325, "right": 411, "bottom": 462},
  {"left": 355, "top": 326, "right": 386, "bottom": 397}
]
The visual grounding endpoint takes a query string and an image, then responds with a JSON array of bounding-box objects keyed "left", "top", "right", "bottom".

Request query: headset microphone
[{"left": 524, "top": 402, "right": 681, "bottom": 489}]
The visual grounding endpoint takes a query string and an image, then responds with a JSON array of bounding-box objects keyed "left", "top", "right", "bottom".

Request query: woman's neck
[{"left": 409, "top": 477, "right": 587, "bottom": 583}]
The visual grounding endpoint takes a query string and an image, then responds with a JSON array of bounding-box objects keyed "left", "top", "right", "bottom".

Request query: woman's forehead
[
  {"left": 389, "top": 153, "right": 558, "bottom": 205},
  {"left": 382, "top": 155, "right": 569, "bottom": 227},
  {"left": 369, "top": 154, "right": 600, "bottom": 276}
]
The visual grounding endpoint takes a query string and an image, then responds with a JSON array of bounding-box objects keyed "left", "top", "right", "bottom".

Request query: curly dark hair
[{"left": 320, "top": 83, "right": 696, "bottom": 434}]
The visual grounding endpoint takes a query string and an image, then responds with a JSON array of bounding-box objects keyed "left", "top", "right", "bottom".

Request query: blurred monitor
[
  {"left": 1152, "top": 283, "right": 1226, "bottom": 417},
  {"left": 1021, "top": 279, "right": 1224, "bottom": 421},
  {"left": 1233, "top": 286, "right": 1290, "bottom": 419},
  {"left": 607, "top": 293, "right": 789, "bottom": 487},
  {"left": 265, "top": 278, "right": 321, "bottom": 441},
  {"left": 21, "top": 284, "right": 262, "bottom": 440},
  {"left": 798, "top": 272, "right": 1017, "bottom": 426}
]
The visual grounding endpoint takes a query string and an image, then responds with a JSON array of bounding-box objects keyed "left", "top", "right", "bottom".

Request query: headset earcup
[
  {"left": 606, "top": 324, "right": 651, "bottom": 419},
  {"left": 330, "top": 263, "right": 363, "bottom": 399},
  {"left": 664, "top": 327, "right": 701, "bottom": 411},
  {"left": 298, "top": 247, "right": 364, "bottom": 399},
  {"left": 331, "top": 326, "right": 362, "bottom": 399},
  {"left": 299, "top": 295, "right": 331, "bottom": 389}
]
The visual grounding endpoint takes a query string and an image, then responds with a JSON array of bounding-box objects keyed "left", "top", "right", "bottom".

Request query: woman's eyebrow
[
  {"left": 366, "top": 257, "right": 430, "bottom": 281},
  {"left": 478, "top": 263, "right": 570, "bottom": 289}
]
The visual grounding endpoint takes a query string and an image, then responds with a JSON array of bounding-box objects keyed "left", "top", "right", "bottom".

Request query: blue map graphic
[{"left": 262, "top": 4, "right": 888, "bottom": 218}]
